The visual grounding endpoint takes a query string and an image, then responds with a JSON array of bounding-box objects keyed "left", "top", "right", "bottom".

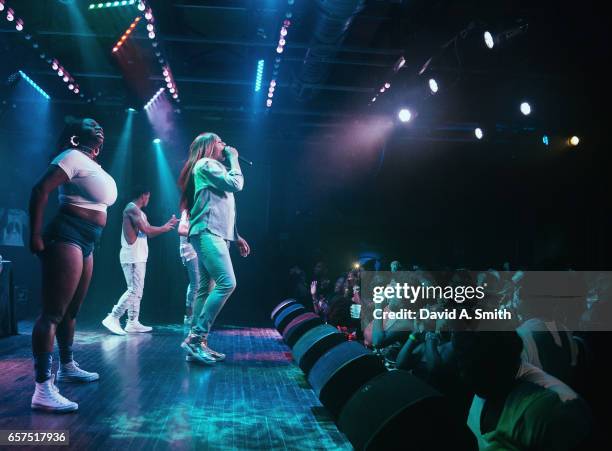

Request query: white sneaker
[
  {"left": 102, "top": 315, "right": 126, "bottom": 335},
  {"left": 56, "top": 361, "right": 99, "bottom": 383},
  {"left": 125, "top": 320, "right": 152, "bottom": 333},
  {"left": 31, "top": 375, "right": 78, "bottom": 413}
]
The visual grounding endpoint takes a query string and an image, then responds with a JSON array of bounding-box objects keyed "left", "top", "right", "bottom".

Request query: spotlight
[
  {"left": 18, "top": 70, "right": 50, "bottom": 100},
  {"left": 162, "top": 69, "right": 169, "bottom": 77},
  {"left": 475, "top": 128, "right": 484, "bottom": 140},
  {"left": 542, "top": 135, "right": 549, "bottom": 146},
  {"left": 138, "top": 1, "right": 145, "bottom": 11},
  {"left": 569, "top": 136, "right": 580, "bottom": 147},
  {"left": 254, "top": 59, "right": 265, "bottom": 92},
  {"left": 398, "top": 108, "right": 412, "bottom": 123},
  {"left": 145, "top": 10, "right": 152, "bottom": 20},
  {"left": 74, "top": 88, "right": 80, "bottom": 94},
  {"left": 68, "top": 83, "right": 74, "bottom": 90},
  {"left": 148, "top": 31, "right": 155, "bottom": 39},
  {"left": 520, "top": 102, "right": 531, "bottom": 116},
  {"left": 353, "top": 262, "right": 360, "bottom": 269},
  {"left": 127, "top": 107, "right": 136, "bottom": 112},
  {"left": 280, "top": 27, "right": 288, "bottom": 37},
  {"left": 384, "top": 82, "right": 391, "bottom": 89},
  {"left": 276, "top": 46, "right": 284, "bottom": 53},
  {"left": 57, "top": 69, "right": 64, "bottom": 76},
  {"left": 394, "top": 55, "right": 406, "bottom": 72},
  {"left": 146, "top": 23, "right": 154, "bottom": 31},
  {"left": 483, "top": 31, "right": 494, "bottom": 49},
  {"left": 0, "top": 0, "right": 4, "bottom": 12},
  {"left": 63, "top": 75, "right": 70, "bottom": 82},
  {"left": 52, "top": 61, "right": 59, "bottom": 71},
  {"left": 6, "top": 7, "right": 14, "bottom": 21},
  {"left": 153, "top": 138, "right": 161, "bottom": 144},
  {"left": 172, "top": 93, "right": 178, "bottom": 99},
  {"left": 371, "top": 97, "right": 376, "bottom": 102},
  {"left": 15, "top": 18, "right": 24, "bottom": 31},
  {"left": 266, "top": 99, "right": 272, "bottom": 107},
  {"left": 428, "top": 78, "right": 439, "bottom": 94},
  {"left": 270, "top": 79, "right": 276, "bottom": 87}
]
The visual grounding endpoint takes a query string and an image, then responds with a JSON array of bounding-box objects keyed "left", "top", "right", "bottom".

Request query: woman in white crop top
[{"left": 28, "top": 117, "right": 117, "bottom": 413}]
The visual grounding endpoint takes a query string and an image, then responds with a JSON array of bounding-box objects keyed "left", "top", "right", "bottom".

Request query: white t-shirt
[
  {"left": 120, "top": 203, "right": 149, "bottom": 264},
  {"left": 179, "top": 210, "right": 197, "bottom": 261},
  {"left": 52, "top": 149, "right": 117, "bottom": 213}
]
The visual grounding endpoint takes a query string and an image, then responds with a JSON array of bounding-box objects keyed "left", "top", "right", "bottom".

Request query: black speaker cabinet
[
  {"left": 307, "top": 341, "right": 386, "bottom": 419},
  {"left": 281, "top": 312, "right": 323, "bottom": 348},
  {"left": 270, "top": 299, "right": 299, "bottom": 321},
  {"left": 273, "top": 303, "right": 305, "bottom": 333},
  {"left": 337, "top": 370, "right": 477, "bottom": 451},
  {"left": 292, "top": 324, "right": 346, "bottom": 377}
]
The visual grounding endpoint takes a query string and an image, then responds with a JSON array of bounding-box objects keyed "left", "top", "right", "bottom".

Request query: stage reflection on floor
[{"left": 0, "top": 322, "right": 351, "bottom": 450}]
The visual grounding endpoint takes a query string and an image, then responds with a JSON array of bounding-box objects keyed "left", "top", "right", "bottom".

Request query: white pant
[{"left": 111, "top": 262, "right": 147, "bottom": 321}]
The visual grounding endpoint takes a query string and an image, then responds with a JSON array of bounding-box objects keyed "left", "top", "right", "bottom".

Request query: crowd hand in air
[{"left": 237, "top": 236, "right": 251, "bottom": 257}]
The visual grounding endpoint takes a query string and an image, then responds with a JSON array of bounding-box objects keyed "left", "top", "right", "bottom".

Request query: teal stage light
[{"left": 18, "top": 70, "right": 50, "bottom": 100}]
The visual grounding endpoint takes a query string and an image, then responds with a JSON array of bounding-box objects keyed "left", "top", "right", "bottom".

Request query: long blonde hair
[{"left": 178, "top": 132, "right": 218, "bottom": 211}]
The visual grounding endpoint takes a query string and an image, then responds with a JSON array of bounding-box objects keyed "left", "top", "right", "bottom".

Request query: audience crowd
[{"left": 286, "top": 259, "right": 609, "bottom": 450}]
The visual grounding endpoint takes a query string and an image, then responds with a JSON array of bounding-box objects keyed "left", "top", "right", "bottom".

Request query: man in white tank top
[{"left": 102, "top": 187, "right": 178, "bottom": 334}]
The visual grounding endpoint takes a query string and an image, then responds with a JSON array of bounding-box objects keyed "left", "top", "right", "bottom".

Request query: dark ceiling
[{"left": 0, "top": 0, "right": 604, "bottom": 140}]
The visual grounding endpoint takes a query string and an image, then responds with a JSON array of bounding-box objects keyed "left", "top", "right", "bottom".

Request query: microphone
[
  {"left": 238, "top": 155, "right": 253, "bottom": 166},
  {"left": 224, "top": 146, "right": 253, "bottom": 166}
]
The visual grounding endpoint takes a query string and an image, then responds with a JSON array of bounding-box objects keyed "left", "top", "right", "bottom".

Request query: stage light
[
  {"left": 484, "top": 31, "right": 494, "bottom": 49},
  {"left": 15, "top": 18, "right": 24, "bottom": 31},
  {"left": 520, "top": 102, "right": 531, "bottom": 116},
  {"left": 280, "top": 27, "right": 287, "bottom": 37},
  {"left": 74, "top": 88, "right": 80, "bottom": 94},
  {"left": 254, "top": 59, "right": 264, "bottom": 92},
  {"left": 52, "top": 61, "right": 59, "bottom": 70},
  {"left": 353, "top": 262, "right": 360, "bottom": 269},
  {"left": 153, "top": 138, "right": 161, "bottom": 144},
  {"left": 147, "top": 23, "right": 153, "bottom": 31},
  {"left": 68, "top": 83, "right": 74, "bottom": 90},
  {"left": 0, "top": 1, "right": 5, "bottom": 12},
  {"left": 268, "top": 92, "right": 274, "bottom": 98},
  {"left": 569, "top": 136, "right": 580, "bottom": 146},
  {"left": 138, "top": 1, "right": 145, "bottom": 11},
  {"left": 144, "top": 87, "right": 165, "bottom": 109},
  {"left": 542, "top": 135, "right": 549, "bottom": 146},
  {"left": 162, "top": 69, "right": 169, "bottom": 77},
  {"left": 266, "top": 99, "right": 272, "bottom": 107},
  {"left": 428, "top": 78, "right": 439, "bottom": 94},
  {"left": 270, "top": 79, "right": 276, "bottom": 87},
  {"left": 145, "top": 10, "right": 152, "bottom": 20},
  {"left": 18, "top": 70, "right": 50, "bottom": 100},
  {"left": 63, "top": 75, "right": 70, "bottom": 82},
  {"left": 394, "top": 55, "right": 406, "bottom": 72},
  {"left": 6, "top": 7, "right": 14, "bottom": 21},
  {"left": 384, "top": 82, "right": 391, "bottom": 89},
  {"left": 398, "top": 108, "right": 412, "bottom": 122},
  {"left": 127, "top": 107, "right": 136, "bottom": 112},
  {"left": 57, "top": 69, "right": 64, "bottom": 76},
  {"left": 475, "top": 128, "right": 483, "bottom": 140},
  {"left": 172, "top": 93, "right": 178, "bottom": 99},
  {"left": 371, "top": 97, "right": 376, "bottom": 102},
  {"left": 148, "top": 31, "right": 155, "bottom": 39},
  {"left": 276, "top": 46, "right": 284, "bottom": 53}
]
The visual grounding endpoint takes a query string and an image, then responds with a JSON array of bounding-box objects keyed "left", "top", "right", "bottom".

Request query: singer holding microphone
[{"left": 177, "top": 133, "right": 251, "bottom": 364}]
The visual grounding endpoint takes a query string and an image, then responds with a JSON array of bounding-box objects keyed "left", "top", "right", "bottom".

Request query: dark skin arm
[
  {"left": 29, "top": 166, "right": 69, "bottom": 254},
  {"left": 126, "top": 205, "right": 176, "bottom": 238}
]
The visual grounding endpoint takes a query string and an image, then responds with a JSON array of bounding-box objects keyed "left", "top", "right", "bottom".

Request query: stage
[{"left": 0, "top": 323, "right": 351, "bottom": 450}]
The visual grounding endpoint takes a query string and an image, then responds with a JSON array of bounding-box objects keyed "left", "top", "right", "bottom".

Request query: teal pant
[{"left": 190, "top": 233, "right": 236, "bottom": 337}]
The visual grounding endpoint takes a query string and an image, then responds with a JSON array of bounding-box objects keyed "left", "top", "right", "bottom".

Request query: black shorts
[{"left": 43, "top": 212, "right": 103, "bottom": 257}]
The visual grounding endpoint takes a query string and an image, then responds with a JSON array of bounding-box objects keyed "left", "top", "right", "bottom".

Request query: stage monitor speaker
[
  {"left": 292, "top": 324, "right": 346, "bottom": 377},
  {"left": 270, "top": 299, "right": 299, "bottom": 321},
  {"left": 337, "top": 370, "right": 477, "bottom": 451},
  {"left": 308, "top": 341, "right": 386, "bottom": 419},
  {"left": 281, "top": 312, "right": 323, "bottom": 348},
  {"left": 273, "top": 303, "right": 305, "bottom": 333}
]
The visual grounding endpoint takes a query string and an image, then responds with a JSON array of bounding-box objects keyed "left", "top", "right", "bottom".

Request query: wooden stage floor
[{"left": 0, "top": 322, "right": 352, "bottom": 450}]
